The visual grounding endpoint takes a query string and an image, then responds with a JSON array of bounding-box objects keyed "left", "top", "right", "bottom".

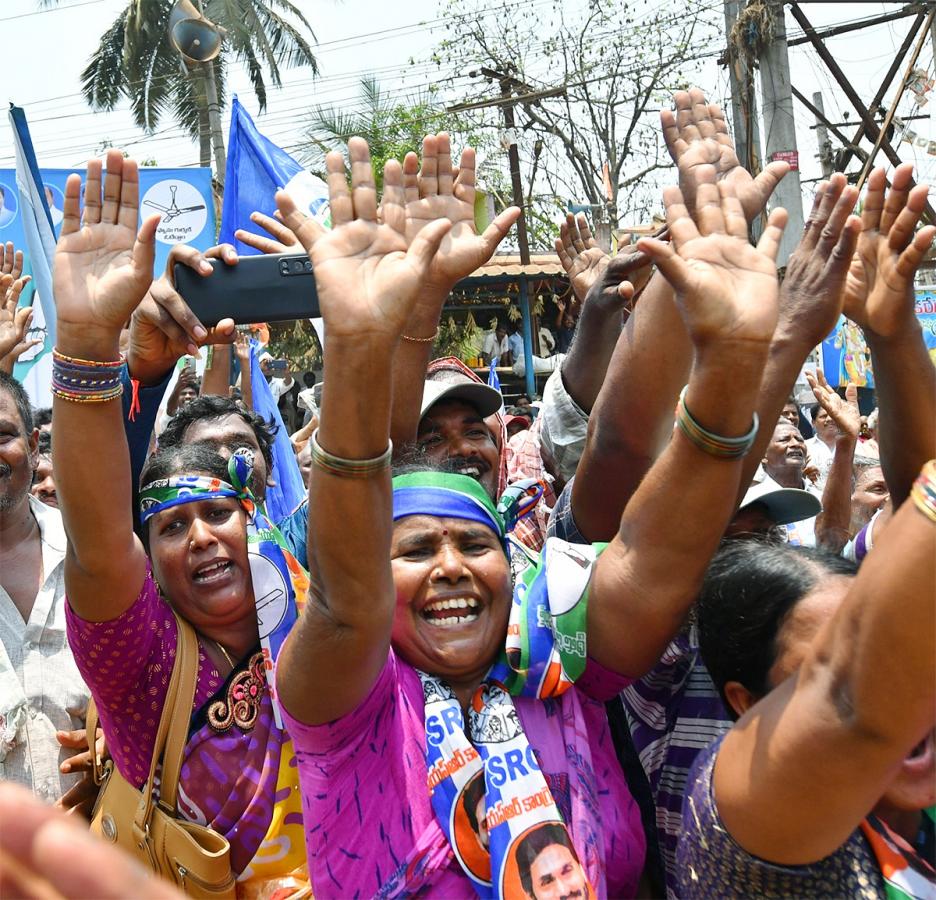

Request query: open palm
[
  {"left": 843, "top": 165, "right": 936, "bottom": 337},
  {"left": 277, "top": 138, "right": 450, "bottom": 342},
  {"left": 54, "top": 151, "right": 157, "bottom": 333},
  {"left": 638, "top": 177, "right": 786, "bottom": 349},
  {"left": 402, "top": 134, "right": 519, "bottom": 298},
  {"left": 555, "top": 213, "right": 609, "bottom": 302},
  {"left": 663, "top": 89, "right": 788, "bottom": 224}
]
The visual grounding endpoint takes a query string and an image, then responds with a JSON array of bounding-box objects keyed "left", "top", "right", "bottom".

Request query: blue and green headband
[
  {"left": 139, "top": 453, "right": 254, "bottom": 525},
  {"left": 391, "top": 471, "right": 546, "bottom": 539}
]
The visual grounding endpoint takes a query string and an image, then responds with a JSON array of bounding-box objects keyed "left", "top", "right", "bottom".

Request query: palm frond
[
  {"left": 73, "top": 0, "right": 316, "bottom": 155},
  {"left": 248, "top": 4, "right": 318, "bottom": 71},
  {"left": 80, "top": 10, "right": 129, "bottom": 110},
  {"left": 251, "top": 0, "right": 317, "bottom": 38}
]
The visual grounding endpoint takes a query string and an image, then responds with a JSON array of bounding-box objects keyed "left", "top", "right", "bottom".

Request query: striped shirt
[
  {"left": 620, "top": 625, "right": 731, "bottom": 898},
  {"left": 547, "top": 484, "right": 733, "bottom": 896}
]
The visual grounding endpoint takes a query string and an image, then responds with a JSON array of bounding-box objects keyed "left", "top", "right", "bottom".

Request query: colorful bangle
[
  {"left": 675, "top": 385, "right": 758, "bottom": 459},
  {"left": 401, "top": 328, "right": 439, "bottom": 344},
  {"left": 51, "top": 348, "right": 125, "bottom": 403},
  {"left": 910, "top": 460, "right": 936, "bottom": 524},
  {"left": 309, "top": 428, "right": 392, "bottom": 479}
]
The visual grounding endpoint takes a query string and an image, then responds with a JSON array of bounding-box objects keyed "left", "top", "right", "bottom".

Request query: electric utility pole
[
  {"left": 759, "top": 0, "right": 804, "bottom": 266},
  {"left": 449, "top": 70, "right": 566, "bottom": 396}
]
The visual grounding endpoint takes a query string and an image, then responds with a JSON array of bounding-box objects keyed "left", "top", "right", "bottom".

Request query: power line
[{"left": 0, "top": 0, "right": 106, "bottom": 23}]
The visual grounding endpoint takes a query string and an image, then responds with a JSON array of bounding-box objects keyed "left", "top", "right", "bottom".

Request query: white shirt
[
  {"left": 482, "top": 331, "right": 509, "bottom": 362},
  {"left": 267, "top": 375, "right": 294, "bottom": 401},
  {"left": 0, "top": 497, "right": 90, "bottom": 802},
  {"left": 805, "top": 435, "right": 835, "bottom": 490},
  {"left": 539, "top": 367, "right": 589, "bottom": 484},
  {"left": 539, "top": 327, "right": 556, "bottom": 357}
]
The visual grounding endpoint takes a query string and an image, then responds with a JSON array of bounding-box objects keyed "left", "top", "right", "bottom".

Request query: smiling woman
[{"left": 274, "top": 129, "right": 791, "bottom": 899}]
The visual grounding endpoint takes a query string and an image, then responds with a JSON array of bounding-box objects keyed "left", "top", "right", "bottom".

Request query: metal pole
[
  {"left": 856, "top": 7, "right": 935, "bottom": 189},
  {"left": 499, "top": 78, "right": 536, "bottom": 397},
  {"left": 759, "top": 0, "right": 804, "bottom": 265},
  {"left": 203, "top": 59, "right": 227, "bottom": 187},
  {"left": 812, "top": 92, "right": 834, "bottom": 177}
]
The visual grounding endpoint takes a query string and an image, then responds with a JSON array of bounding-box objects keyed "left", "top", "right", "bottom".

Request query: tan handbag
[{"left": 87, "top": 611, "right": 236, "bottom": 898}]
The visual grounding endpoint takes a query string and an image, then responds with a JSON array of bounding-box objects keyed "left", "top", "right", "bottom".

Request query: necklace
[{"left": 213, "top": 639, "right": 236, "bottom": 671}]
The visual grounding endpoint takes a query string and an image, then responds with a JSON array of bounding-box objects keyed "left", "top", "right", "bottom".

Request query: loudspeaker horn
[{"left": 169, "top": 0, "right": 226, "bottom": 64}]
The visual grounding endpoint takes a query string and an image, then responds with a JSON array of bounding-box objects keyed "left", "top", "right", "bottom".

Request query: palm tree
[
  {"left": 41, "top": 1, "right": 317, "bottom": 168},
  {"left": 303, "top": 76, "right": 463, "bottom": 189}
]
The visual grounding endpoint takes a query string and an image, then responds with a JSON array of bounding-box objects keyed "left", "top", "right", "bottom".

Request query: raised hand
[
  {"left": 0, "top": 241, "right": 24, "bottom": 281},
  {"left": 806, "top": 369, "right": 861, "bottom": 440},
  {"left": 662, "top": 88, "right": 789, "bottom": 224},
  {"left": 0, "top": 275, "right": 41, "bottom": 373},
  {"left": 402, "top": 133, "right": 520, "bottom": 297},
  {"left": 53, "top": 150, "right": 159, "bottom": 343},
  {"left": 555, "top": 213, "right": 610, "bottom": 301},
  {"left": 127, "top": 243, "right": 236, "bottom": 385},
  {"left": 637, "top": 170, "right": 786, "bottom": 349},
  {"left": 276, "top": 137, "right": 451, "bottom": 341},
  {"left": 843, "top": 164, "right": 936, "bottom": 338},
  {"left": 778, "top": 173, "right": 861, "bottom": 345},
  {"left": 235, "top": 210, "right": 306, "bottom": 255}
]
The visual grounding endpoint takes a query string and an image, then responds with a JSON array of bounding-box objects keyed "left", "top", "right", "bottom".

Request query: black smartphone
[
  {"left": 269, "top": 359, "right": 288, "bottom": 372},
  {"left": 174, "top": 253, "right": 320, "bottom": 327}
]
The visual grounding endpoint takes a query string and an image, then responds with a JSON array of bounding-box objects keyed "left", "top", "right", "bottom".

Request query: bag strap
[
  {"left": 157, "top": 614, "right": 199, "bottom": 813},
  {"left": 85, "top": 696, "right": 104, "bottom": 786},
  {"left": 133, "top": 609, "right": 199, "bottom": 835}
]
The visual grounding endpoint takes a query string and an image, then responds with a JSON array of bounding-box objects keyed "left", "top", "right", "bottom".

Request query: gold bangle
[
  {"left": 401, "top": 328, "right": 439, "bottom": 344},
  {"left": 309, "top": 428, "right": 392, "bottom": 479}
]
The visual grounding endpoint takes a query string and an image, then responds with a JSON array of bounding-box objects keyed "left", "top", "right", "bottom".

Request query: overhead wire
[{"left": 1, "top": 0, "right": 725, "bottom": 166}]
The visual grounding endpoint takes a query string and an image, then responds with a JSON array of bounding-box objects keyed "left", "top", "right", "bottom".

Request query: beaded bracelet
[
  {"left": 309, "top": 428, "right": 392, "bottom": 479},
  {"left": 910, "top": 460, "right": 936, "bottom": 524},
  {"left": 401, "top": 328, "right": 439, "bottom": 344},
  {"left": 675, "top": 385, "right": 759, "bottom": 459},
  {"left": 51, "top": 348, "right": 125, "bottom": 403}
]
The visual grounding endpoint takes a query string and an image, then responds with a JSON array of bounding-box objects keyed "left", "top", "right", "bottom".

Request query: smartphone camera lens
[{"left": 303, "top": 260, "right": 313, "bottom": 273}]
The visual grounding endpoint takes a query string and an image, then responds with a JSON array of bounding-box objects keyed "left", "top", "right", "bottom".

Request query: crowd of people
[{"left": 0, "top": 88, "right": 933, "bottom": 900}]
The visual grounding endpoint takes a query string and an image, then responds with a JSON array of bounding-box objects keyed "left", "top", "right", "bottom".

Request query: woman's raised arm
[
  {"left": 275, "top": 139, "right": 450, "bottom": 726},
  {"left": 52, "top": 151, "right": 159, "bottom": 622},
  {"left": 712, "top": 473, "right": 935, "bottom": 864},
  {"left": 587, "top": 176, "right": 787, "bottom": 678}
]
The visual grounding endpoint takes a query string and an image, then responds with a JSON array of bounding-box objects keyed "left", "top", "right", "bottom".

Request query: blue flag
[
  {"left": 220, "top": 96, "right": 329, "bottom": 256},
  {"left": 247, "top": 339, "right": 306, "bottom": 523},
  {"left": 9, "top": 105, "right": 57, "bottom": 405},
  {"left": 488, "top": 357, "right": 502, "bottom": 395}
]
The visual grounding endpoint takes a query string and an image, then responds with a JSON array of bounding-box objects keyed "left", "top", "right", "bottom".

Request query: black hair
[
  {"left": 462, "top": 773, "right": 486, "bottom": 835},
  {"left": 0, "top": 372, "right": 33, "bottom": 435},
  {"left": 37, "top": 430, "right": 52, "bottom": 456},
  {"left": 159, "top": 395, "right": 276, "bottom": 476},
  {"left": 516, "top": 823, "right": 578, "bottom": 897},
  {"left": 697, "top": 541, "right": 858, "bottom": 717},
  {"left": 809, "top": 403, "right": 821, "bottom": 422},
  {"left": 137, "top": 442, "right": 232, "bottom": 550},
  {"left": 33, "top": 407, "right": 52, "bottom": 427}
]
